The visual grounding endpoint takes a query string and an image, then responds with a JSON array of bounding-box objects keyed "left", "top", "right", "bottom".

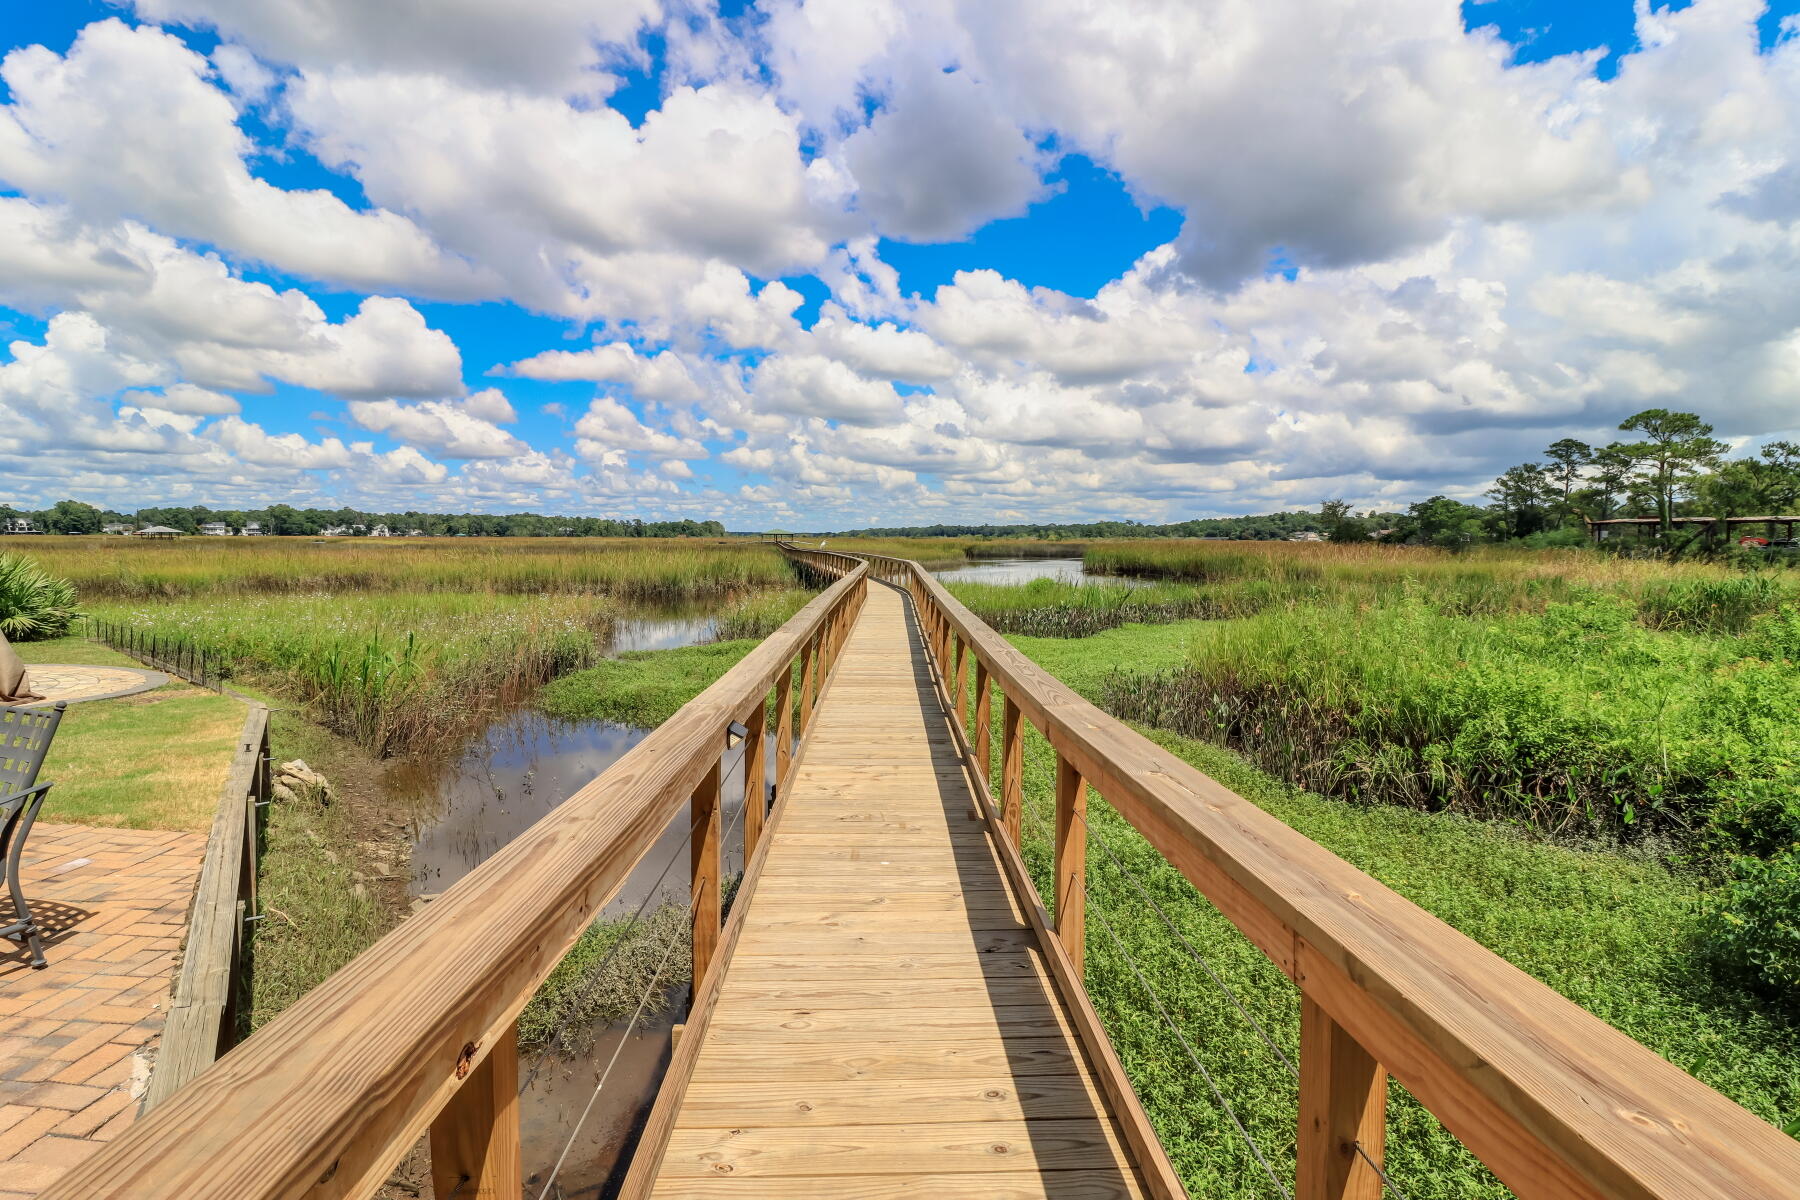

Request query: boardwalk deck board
[{"left": 646, "top": 584, "right": 1148, "bottom": 1197}]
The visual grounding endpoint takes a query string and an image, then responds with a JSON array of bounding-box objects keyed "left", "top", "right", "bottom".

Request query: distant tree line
[
  {"left": 0, "top": 501, "right": 727, "bottom": 539},
  {"left": 1340, "top": 409, "right": 1800, "bottom": 550},
  {"left": 832, "top": 513, "right": 1328, "bottom": 541}
]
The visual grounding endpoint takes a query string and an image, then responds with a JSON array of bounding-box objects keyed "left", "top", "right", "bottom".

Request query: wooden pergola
[{"left": 1585, "top": 515, "right": 1800, "bottom": 547}]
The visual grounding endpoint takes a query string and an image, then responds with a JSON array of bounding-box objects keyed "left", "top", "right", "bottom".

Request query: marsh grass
[
  {"left": 945, "top": 578, "right": 1218, "bottom": 636},
  {"left": 1101, "top": 592, "right": 1800, "bottom": 839},
  {"left": 1085, "top": 539, "right": 1800, "bottom": 631},
  {"left": 24, "top": 536, "right": 794, "bottom": 601},
  {"left": 88, "top": 593, "right": 615, "bottom": 754},
  {"left": 517, "top": 901, "right": 692, "bottom": 1054},
  {"left": 715, "top": 587, "right": 813, "bottom": 640}
]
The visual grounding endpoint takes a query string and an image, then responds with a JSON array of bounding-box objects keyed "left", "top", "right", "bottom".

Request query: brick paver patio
[{"left": 0, "top": 824, "right": 205, "bottom": 1197}]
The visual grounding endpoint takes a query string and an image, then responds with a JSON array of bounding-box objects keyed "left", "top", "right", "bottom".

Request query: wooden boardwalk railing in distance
[
  {"left": 804, "top": 545, "right": 1800, "bottom": 1200},
  {"left": 41, "top": 556, "right": 870, "bottom": 1200}
]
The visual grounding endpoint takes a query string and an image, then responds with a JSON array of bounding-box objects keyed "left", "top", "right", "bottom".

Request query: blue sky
[{"left": 2, "top": 1, "right": 1799, "bottom": 526}]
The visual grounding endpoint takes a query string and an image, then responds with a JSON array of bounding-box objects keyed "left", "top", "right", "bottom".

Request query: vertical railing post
[
  {"left": 429, "top": 1023, "right": 522, "bottom": 1200},
  {"left": 1001, "top": 697, "right": 1024, "bottom": 845},
  {"left": 797, "top": 637, "right": 818, "bottom": 737},
  {"left": 1054, "top": 753, "right": 1087, "bottom": 970},
  {"left": 742, "top": 696, "right": 768, "bottom": 862},
  {"left": 691, "top": 757, "right": 722, "bottom": 996},
  {"left": 774, "top": 659, "right": 795, "bottom": 793},
  {"left": 1298, "top": 997, "right": 1387, "bottom": 1200},
  {"left": 953, "top": 637, "right": 970, "bottom": 730},
  {"left": 973, "top": 660, "right": 992, "bottom": 783}
]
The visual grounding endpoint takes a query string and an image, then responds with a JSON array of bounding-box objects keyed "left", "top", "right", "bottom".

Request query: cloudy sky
[{"left": 1, "top": 1, "right": 1798, "bottom": 528}]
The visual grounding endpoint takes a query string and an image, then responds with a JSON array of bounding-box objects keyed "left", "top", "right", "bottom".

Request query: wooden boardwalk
[{"left": 647, "top": 584, "right": 1146, "bottom": 1197}]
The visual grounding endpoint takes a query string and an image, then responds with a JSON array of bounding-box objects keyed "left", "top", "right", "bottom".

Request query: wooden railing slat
[
  {"left": 1053, "top": 753, "right": 1087, "bottom": 971},
  {"left": 1298, "top": 997, "right": 1385, "bottom": 1200},
  {"left": 428, "top": 1022, "right": 521, "bottom": 1200},
  {"left": 690, "top": 757, "right": 722, "bottom": 996}
]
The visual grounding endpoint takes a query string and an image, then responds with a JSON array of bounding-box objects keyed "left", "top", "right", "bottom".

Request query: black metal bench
[{"left": 1, "top": 702, "right": 66, "bottom": 969}]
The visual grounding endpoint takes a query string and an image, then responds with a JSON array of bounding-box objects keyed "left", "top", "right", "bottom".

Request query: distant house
[
  {"left": 133, "top": 525, "right": 183, "bottom": 538},
  {"left": 199, "top": 521, "right": 232, "bottom": 536},
  {"left": 404, "top": 528, "right": 426, "bottom": 537},
  {"left": 1288, "top": 531, "right": 1324, "bottom": 542},
  {"left": 369, "top": 524, "right": 392, "bottom": 538},
  {"left": 242, "top": 522, "right": 266, "bottom": 536},
  {"left": 0, "top": 516, "right": 41, "bottom": 534},
  {"left": 102, "top": 522, "right": 133, "bottom": 535},
  {"left": 556, "top": 526, "right": 574, "bottom": 536}
]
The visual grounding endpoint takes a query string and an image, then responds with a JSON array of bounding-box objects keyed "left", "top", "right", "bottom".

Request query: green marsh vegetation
[
  {"left": 1065, "top": 539, "right": 1800, "bottom": 1005},
  {"left": 944, "top": 577, "right": 1218, "bottom": 636},
  {"left": 40, "top": 538, "right": 810, "bottom": 756},
  {"left": 540, "top": 638, "right": 760, "bottom": 728},
  {"left": 26, "top": 534, "right": 792, "bottom": 600},
  {"left": 946, "top": 622, "right": 1800, "bottom": 1196},
  {"left": 86, "top": 592, "right": 614, "bottom": 754}
]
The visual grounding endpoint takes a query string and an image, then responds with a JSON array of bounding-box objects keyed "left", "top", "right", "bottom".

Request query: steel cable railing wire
[
  {"left": 516, "top": 803, "right": 703, "bottom": 1094},
  {"left": 518, "top": 729, "right": 762, "bottom": 1091},
  {"left": 1084, "top": 890, "right": 1294, "bottom": 1200},
  {"left": 1069, "top": 794, "right": 1412, "bottom": 1200},
  {"left": 1070, "top": 804, "right": 1297, "bottom": 1080},
  {"left": 533, "top": 924, "right": 685, "bottom": 1200}
]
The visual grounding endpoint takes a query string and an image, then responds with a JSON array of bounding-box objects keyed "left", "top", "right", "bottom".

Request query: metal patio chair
[
  {"left": 2, "top": 782, "right": 52, "bottom": 968},
  {"left": 1, "top": 702, "right": 66, "bottom": 969}
]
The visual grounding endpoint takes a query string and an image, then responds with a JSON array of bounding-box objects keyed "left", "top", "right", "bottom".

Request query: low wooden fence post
[
  {"left": 691, "top": 758, "right": 722, "bottom": 997},
  {"left": 1298, "top": 997, "right": 1386, "bottom": 1200},
  {"left": 429, "top": 1023, "right": 522, "bottom": 1200},
  {"left": 1054, "top": 753, "right": 1087, "bottom": 971}
]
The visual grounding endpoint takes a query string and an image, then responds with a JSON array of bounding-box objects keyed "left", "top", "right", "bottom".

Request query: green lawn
[
  {"left": 983, "top": 622, "right": 1800, "bottom": 1197},
  {"left": 12, "top": 636, "right": 245, "bottom": 831}
]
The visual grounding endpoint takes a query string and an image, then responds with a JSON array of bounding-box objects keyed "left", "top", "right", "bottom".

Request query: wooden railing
[
  {"left": 797, "top": 545, "right": 1800, "bottom": 1200},
  {"left": 141, "top": 702, "right": 271, "bottom": 1111},
  {"left": 42, "top": 556, "right": 870, "bottom": 1200}
]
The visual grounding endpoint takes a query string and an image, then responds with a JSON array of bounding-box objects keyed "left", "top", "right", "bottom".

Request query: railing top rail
[
  {"left": 829, "top": 546, "right": 1799, "bottom": 1200},
  {"left": 44, "top": 562, "right": 869, "bottom": 1200}
]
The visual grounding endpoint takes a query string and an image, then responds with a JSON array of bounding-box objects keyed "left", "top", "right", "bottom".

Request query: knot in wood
[{"left": 454, "top": 1040, "right": 480, "bottom": 1080}]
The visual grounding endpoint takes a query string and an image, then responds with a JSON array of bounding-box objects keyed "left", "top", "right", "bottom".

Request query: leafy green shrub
[
  {"left": 1636, "top": 575, "right": 1791, "bottom": 634},
  {"left": 1699, "top": 850, "right": 1800, "bottom": 1004},
  {"left": 1104, "top": 590, "right": 1800, "bottom": 838},
  {"left": 0, "top": 553, "right": 81, "bottom": 640}
]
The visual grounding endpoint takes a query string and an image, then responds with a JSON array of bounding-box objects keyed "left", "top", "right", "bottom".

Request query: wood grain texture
[
  {"left": 1298, "top": 997, "right": 1385, "bottom": 1200},
  {"left": 640, "top": 582, "right": 1151, "bottom": 1197},
  {"left": 428, "top": 1022, "right": 521, "bottom": 1200}
]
